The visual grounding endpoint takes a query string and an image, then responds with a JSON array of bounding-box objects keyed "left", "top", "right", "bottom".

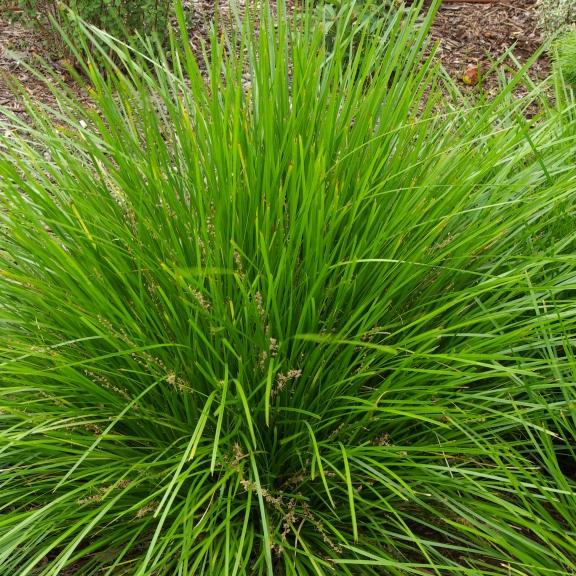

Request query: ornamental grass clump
[
  {"left": 1, "top": 1, "right": 576, "bottom": 574},
  {"left": 555, "top": 28, "right": 576, "bottom": 86}
]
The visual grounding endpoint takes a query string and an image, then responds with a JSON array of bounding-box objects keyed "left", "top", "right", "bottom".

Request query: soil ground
[
  {"left": 0, "top": 1, "right": 551, "bottom": 120},
  {"left": 429, "top": 0, "right": 550, "bottom": 94}
]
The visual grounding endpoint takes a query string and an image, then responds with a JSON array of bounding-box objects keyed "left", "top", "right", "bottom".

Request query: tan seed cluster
[
  {"left": 273, "top": 369, "right": 302, "bottom": 398},
  {"left": 136, "top": 501, "right": 158, "bottom": 518},
  {"left": 191, "top": 288, "right": 211, "bottom": 310},
  {"left": 77, "top": 479, "right": 131, "bottom": 505},
  {"left": 254, "top": 291, "right": 265, "bottom": 320}
]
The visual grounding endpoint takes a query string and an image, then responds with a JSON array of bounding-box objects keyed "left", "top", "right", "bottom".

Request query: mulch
[
  {"left": 429, "top": 0, "right": 550, "bottom": 94},
  {"left": 0, "top": 0, "right": 552, "bottom": 121},
  {"left": 0, "top": 15, "right": 72, "bottom": 121}
]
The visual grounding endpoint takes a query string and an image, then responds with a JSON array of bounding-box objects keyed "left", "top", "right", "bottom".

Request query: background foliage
[
  {"left": 536, "top": 0, "right": 576, "bottom": 39},
  {"left": 16, "top": 0, "right": 172, "bottom": 46}
]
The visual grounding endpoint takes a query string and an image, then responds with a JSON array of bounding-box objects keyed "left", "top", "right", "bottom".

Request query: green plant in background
[
  {"left": 536, "top": 0, "right": 576, "bottom": 40},
  {"left": 17, "top": 0, "right": 172, "bottom": 48},
  {"left": 313, "top": 0, "right": 410, "bottom": 51},
  {"left": 1, "top": 1, "right": 576, "bottom": 575}
]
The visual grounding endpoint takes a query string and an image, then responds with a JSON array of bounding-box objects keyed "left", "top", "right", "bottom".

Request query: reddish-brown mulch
[{"left": 429, "top": 0, "right": 550, "bottom": 94}]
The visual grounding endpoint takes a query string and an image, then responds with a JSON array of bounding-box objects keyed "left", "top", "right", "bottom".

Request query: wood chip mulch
[
  {"left": 429, "top": 0, "right": 551, "bottom": 94},
  {"left": 1, "top": 0, "right": 552, "bottom": 122},
  {"left": 0, "top": 15, "right": 78, "bottom": 122}
]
